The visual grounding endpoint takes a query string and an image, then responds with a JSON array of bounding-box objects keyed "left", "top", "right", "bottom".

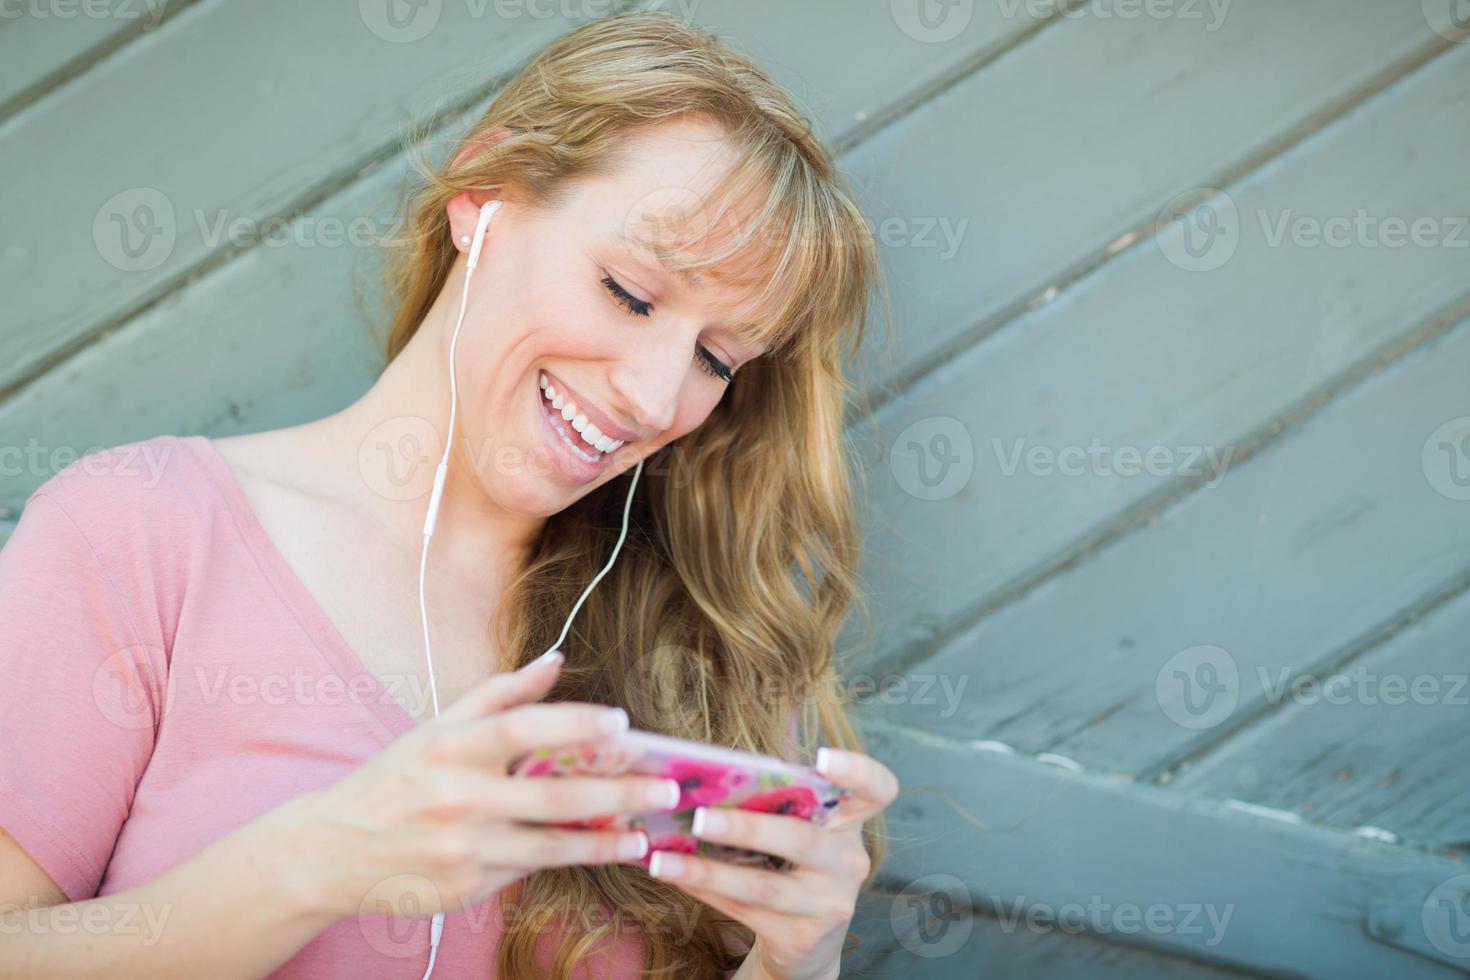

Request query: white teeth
[{"left": 538, "top": 371, "right": 628, "bottom": 455}]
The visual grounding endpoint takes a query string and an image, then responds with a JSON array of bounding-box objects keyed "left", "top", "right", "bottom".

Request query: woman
[{"left": 0, "top": 10, "right": 897, "bottom": 979}]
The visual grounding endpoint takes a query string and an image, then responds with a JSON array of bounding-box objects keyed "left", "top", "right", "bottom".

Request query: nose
[{"left": 608, "top": 351, "right": 683, "bottom": 437}]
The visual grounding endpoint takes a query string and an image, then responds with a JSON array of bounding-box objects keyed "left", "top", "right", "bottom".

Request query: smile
[
  {"left": 539, "top": 371, "right": 627, "bottom": 458},
  {"left": 535, "top": 371, "right": 633, "bottom": 484}
]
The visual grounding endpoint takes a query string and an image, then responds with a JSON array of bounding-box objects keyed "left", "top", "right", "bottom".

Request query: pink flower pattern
[
  {"left": 739, "top": 784, "right": 821, "bottom": 820},
  {"left": 661, "top": 757, "right": 751, "bottom": 808}
]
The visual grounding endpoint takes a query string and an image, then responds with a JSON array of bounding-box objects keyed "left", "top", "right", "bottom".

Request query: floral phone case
[{"left": 508, "top": 729, "right": 851, "bottom": 871}]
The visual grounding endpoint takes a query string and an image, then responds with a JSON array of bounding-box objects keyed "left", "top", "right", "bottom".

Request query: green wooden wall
[{"left": 3, "top": 2, "right": 1470, "bottom": 976}]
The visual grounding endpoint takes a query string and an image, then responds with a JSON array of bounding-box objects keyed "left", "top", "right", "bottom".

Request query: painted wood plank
[
  {"left": 0, "top": 4, "right": 1443, "bottom": 517},
  {"left": 681, "top": 0, "right": 1052, "bottom": 150},
  {"left": 862, "top": 719, "right": 1470, "bottom": 978},
  {"left": 0, "top": 0, "right": 1031, "bottom": 399},
  {"left": 843, "top": 885, "right": 1254, "bottom": 979},
  {"left": 844, "top": 40, "right": 1470, "bottom": 679},
  {"left": 876, "top": 308, "right": 1470, "bottom": 780},
  {"left": 0, "top": 0, "right": 594, "bottom": 396},
  {"left": 838, "top": 0, "right": 1447, "bottom": 400},
  {"left": 1169, "top": 578, "right": 1470, "bottom": 853},
  {"left": 0, "top": 0, "right": 1034, "bottom": 510},
  {"left": 0, "top": 0, "right": 191, "bottom": 119}
]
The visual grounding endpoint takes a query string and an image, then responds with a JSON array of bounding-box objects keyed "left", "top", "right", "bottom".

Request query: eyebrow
[
  {"left": 612, "top": 229, "right": 707, "bottom": 287},
  {"left": 610, "top": 229, "right": 770, "bottom": 350}
]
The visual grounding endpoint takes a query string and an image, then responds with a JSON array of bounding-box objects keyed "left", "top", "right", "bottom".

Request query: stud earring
[{"left": 459, "top": 234, "right": 471, "bottom": 246}]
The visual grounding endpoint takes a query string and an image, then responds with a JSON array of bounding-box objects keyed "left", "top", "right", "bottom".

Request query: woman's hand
[
  {"left": 276, "top": 652, "right": 681, "bottom": 922},
  {"left": 647, "top": 747, "right": 900, "bottom": 980}
]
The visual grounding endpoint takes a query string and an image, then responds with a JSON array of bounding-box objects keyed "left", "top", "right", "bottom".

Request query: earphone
[{"left": 416, "top": 199, "right": 645, "bottom": 979}]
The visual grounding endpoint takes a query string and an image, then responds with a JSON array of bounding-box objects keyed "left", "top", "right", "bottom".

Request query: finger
[
  {"left": 494, "top": 773, "right": 683, "bottom": 824},
  {"left": 444, "top": 702, "right": 631, "bottom": 769},
  {"left": 814, "top": 748, "right": 900, "bottom": 828},
  {"left": 647, "top": 850, "right": 813, "bottom": 916},
  {"left": 486, "top": 824, "right": 652, "bottom": 870},
  {"left": 437, "top": 649, "right": 564, "bottom": 723},
  {"left": 657, "top": 871, "right": 768, "bottom": 932},
  {"left": 689, "top": 807, "right": 852, "bottom": 878},
  {"left": 421, "top": 767, "right": 682, "bottom": 824}
]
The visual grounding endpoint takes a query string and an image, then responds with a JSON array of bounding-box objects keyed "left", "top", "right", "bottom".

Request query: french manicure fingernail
[
  {"left": 523, "top": 648, "right": 563, "bottom": 671},
  {"left": 600, "top": 706, "right": 629, "bottom": 733},
  {"left": 649, "top": 779, "right": 681, "bottom": 809},
  {"left": 816, "top": 746, "right": 840, "bottom": 776},
  {"left": 619, "top": 832, "right": 649, "bottom": 860},
  {"left": 691, "top": 806, "right": 724, "bottom": 836},
  {"left": 649, "top": 851, "right": 684, "bottom": 878}
]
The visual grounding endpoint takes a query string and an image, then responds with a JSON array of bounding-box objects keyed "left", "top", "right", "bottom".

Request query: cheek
[
  {"left": 531, "top": 283, "right": 614, "bottom": 354},
  {"left": 666, "top": 386, "right": 725, "bottom": 442}
]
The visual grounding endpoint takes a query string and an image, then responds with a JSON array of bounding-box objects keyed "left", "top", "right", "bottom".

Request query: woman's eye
[
  {"left": 696, "top": 346, "right": 734, "bottom": 384},
  {"left": 601, "top": 273, "right": 735, "bottom": 384},
  {"left": 601, "top": 274, "right": 651, "bottom": 317}
]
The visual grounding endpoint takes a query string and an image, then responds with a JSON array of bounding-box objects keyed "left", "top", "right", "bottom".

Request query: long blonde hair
[{"left": 378, "top": 11, "right": 890, "bottom": 977}]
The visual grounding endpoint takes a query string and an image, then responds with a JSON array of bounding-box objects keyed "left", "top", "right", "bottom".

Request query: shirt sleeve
[{"left": 0, "top": 491, "right": 167, "bottom": 902}]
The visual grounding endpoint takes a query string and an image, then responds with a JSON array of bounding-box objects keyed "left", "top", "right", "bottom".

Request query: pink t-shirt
[{"left": 0, "top": 433, "right": 647, "bottom": 977}]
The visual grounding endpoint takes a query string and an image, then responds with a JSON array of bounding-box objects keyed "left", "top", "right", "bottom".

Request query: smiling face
[{"left": 442, "top": 116, "right": 776, "bottom": 516}]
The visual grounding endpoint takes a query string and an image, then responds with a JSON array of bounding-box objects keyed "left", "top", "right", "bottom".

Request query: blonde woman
[{"left": 0, "top": 11, "right": 897, "bottom": 979}]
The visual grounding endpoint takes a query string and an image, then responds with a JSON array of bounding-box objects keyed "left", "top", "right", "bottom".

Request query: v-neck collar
[{"left": 178, "top": 433, "right": 418, "bottom": 739}]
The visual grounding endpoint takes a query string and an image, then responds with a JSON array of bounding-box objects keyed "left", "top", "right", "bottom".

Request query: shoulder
[
  {"left": 5, "top": 434, "right": 225, "bottom": 657},
  {"left": 16, "top": 434, "right": 244, "bottom": 600},
  {"left": 28, "top": 433, "right": 214, "bottom": 530}
]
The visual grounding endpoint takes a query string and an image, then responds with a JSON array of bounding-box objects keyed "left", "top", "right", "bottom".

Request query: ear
[{"left": 447, "top": 125, "right": 514, "bottom": 254}]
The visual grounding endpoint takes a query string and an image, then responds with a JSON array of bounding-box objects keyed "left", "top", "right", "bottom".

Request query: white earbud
[
  {"left": 466, "top": 199, "right": 499, "bottom": 270},
  {"left": 414, "top": 198, "right": 644, "bottom": 980}
]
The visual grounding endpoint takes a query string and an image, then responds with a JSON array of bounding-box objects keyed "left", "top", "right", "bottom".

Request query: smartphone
[{"left": 507, "top": 728, "right": 851, "bottom": 870}]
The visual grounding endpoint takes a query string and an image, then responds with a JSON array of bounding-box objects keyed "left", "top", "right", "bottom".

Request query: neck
[{"left": 303, "top": 295, "right": 545, "bottom": 590}]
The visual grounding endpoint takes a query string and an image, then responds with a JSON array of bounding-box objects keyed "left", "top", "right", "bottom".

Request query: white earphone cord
[{"left": 415, "top": 201, "right": 644, "bottom": 979}]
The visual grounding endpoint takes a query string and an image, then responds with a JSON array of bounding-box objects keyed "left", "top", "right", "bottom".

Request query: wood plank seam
[
  {"left": 852, "top": 28, "right": 1468, "bottom": 425},
  {"left": 0, "top": 0, "right": 997, "bottom": 405},
  {"left": 0, "top": 0, "right": 210, "bottom": 127},
  {"left": 848, "top": 883, "right": 1260, "bottom": 979},
  {"left": 831, "top": 0, "right": 1092, "bottom": 156},
  {"left": 867, "top": 282, "right": 1470, "bottom": 685},
  {"left": 867, "top": 704, "right": 1448, "bottom": 849},
  {"left": 862, "top": 717, "right": 1470, "bottom": 977},
  {"left": 1143, "top": 562, "right": 1470, "bottom": 791},
  {"left": 0, "top": 73, "right": 501, "bottom": 407}
]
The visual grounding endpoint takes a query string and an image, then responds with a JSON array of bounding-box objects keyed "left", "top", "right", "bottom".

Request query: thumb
[{"left": 439, "top": 648, "right": 564, "bottom": 722}]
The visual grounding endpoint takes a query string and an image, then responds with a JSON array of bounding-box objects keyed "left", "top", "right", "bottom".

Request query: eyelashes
[
  {"left": 600, "top": 274, "right": 734, "bottom": 383},
  {"left": 601, "top": 274, "right": 651, "bottom": 317}
]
